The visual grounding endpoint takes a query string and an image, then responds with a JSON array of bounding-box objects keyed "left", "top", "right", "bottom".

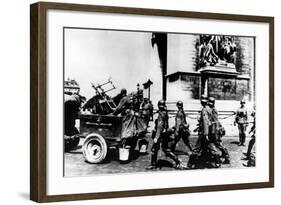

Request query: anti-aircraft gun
[
  {"left": 78, "top": 79, "right": 125, "bottom": 164},
  {"left": 82, "top": 78, "right": 117, "bottom": 115}
]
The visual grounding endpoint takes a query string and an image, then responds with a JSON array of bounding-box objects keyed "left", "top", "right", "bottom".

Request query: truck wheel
[{"left": 82, "top": 133, "right": 107, "bottom": 163}]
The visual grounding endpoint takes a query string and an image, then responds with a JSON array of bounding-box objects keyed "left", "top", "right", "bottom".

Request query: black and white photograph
[
  {"left": 63, "top": 28, "right": 256, "bottom": 177},
  {"left": 28, "top": 2, "right": 274, "bottom": 201}
]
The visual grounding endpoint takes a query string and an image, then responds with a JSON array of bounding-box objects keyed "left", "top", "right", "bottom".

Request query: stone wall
[
  {"left": 167, "top": 34, "right": 198, "bottom": 75},
  {"left": 165, "top": 34, "right": 255, "bottom": 104}
]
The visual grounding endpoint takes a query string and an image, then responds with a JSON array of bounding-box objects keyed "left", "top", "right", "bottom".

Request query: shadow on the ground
[
  {"left": 97, "top": 148, "right": 143, "bottom": 164},
  {"left": 67, "top": 151, "right": 83, "bottom": 154},
  {"left": 65, "top": 145, "right": 82, "bottom": 154},
  {"left": 73, "top": 145, "right": 82, "bottom": 150},
  {"left": 157, "top": 159, "right": 174, "bottom": 169}
]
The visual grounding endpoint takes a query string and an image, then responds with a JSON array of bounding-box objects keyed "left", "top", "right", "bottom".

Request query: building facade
[{"left": 164, "top": 34, "right": 255, "bottom": 111}]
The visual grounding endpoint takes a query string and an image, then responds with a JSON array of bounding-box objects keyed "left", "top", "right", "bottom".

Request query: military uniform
[
  {"left": 173, "top": 107, "right": 192, "bottom": 152},
  {"left": 243, "top": 115, "right": 255, "bottom": 166},
  {"left": 112, "top": 95, "right": 132, "bottom": 116},
  {"left": 195, "top": 105, "right": 210, "bottom": 148},
  {"left": 147, "top": 100, "right": 183, "bottom": 170},
  {"left": 113, "top": 88, "right": 127, "bottom": 106},
  {"left": 210, "top": 106, "right": 230, "bottom": 163},
  {"left": 64, "top": 94, "right": 82, "bottom": 136},
  {"left": 141, "top": 101, "right": 151, "bottom": 126},
  {"left": 246, "top": 111, "right": 255, "bottom": 158},
  {"left": 148, "top": 101, "right": 154, "bottom": 121},
  {"left": 113, "top": 94, "right": 147, "bottom": 151},
  {"left": 235, "top": 102, "right": 248, "bottom": 146},
  {"left": 189, "top": 97, "right": 221, "bottom": 168}
]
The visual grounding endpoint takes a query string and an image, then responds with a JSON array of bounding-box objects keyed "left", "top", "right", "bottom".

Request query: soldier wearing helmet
[
  {"left": 200, "top": 94, "right": 208, "bottom": 106},
  {"left": 188, "top": 95, "right": 221, "bottom": 168},
  {"left": 112, "top": 92, "right": 132, "bottom": 116},
  {"left": 172, "top": 100, "right": 193, "bottom": 153},
  {"left": 146, "top": 100, "right": 184, "bottom": 170},
  {"left": 195, "top": 94, "right": 210, "bottom": 147},
  {"left": 113, "top": 88, "right": 127, "bottom": 106},
  {"left": 234, "top": 99, "right": 248, "bottom": 146},
  {"left": 208, "top": 97, "right": 230, "bottom": 164},
  {"left": 207, "top": 97, "right": 215, "bottom": 107}
]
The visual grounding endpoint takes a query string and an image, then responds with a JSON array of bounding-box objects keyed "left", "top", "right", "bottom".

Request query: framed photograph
[{"left": 30, "top": 2, "right": 274, "bottom": 202}]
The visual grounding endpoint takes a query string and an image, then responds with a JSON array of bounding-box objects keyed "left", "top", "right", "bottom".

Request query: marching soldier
[
  {"left": 242, "top": 111, "right": 255, "bottom": 167},
  {"left": 189, "top": 95, "right": 221, "bottom": 168},
  {"left": 195, "top": 95, "right": 210, "bottom": 148},
  {"left": 172, "top": 100, "right": 193, "bottom": 153},
  {"left": 188, "top": 95, "right": 209, "bottom": 167},
  {"left": 146, "top": 100, "right": 184, "bottom": 170},
  {"left": 234, "top": 99, "right": 248, "bottom": 146},
  {"left": 208, "top": 97, "right": 230, "bottom": 164},
  {"left": 243, "top": 110, "right": 255, "bottom": 162}
]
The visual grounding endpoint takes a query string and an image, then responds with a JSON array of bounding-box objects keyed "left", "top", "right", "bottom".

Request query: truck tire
[{"left": 82, "top": 133, "right": 108, "bottom": 163}]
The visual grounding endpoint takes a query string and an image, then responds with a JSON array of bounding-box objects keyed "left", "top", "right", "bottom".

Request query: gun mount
[{"left": 83, "top": 78, "right": 117, "bottom": 115}]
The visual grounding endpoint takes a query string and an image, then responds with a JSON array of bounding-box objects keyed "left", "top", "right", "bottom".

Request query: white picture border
[{"left": 46, "top": 9, "right": 270, "bottom": 195}]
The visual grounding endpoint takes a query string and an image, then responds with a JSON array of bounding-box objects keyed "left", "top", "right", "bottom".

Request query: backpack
[{"left": 209, "top": 109, "right": 225, "bottom": 138}]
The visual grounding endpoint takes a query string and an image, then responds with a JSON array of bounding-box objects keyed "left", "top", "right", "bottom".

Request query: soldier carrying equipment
[
  {"left": 146, "top": 100, "right": 185, "bottom": 170},
  {"left": 243, "top": 110, "right": 255, "bottom": 167},
  {"left": 208, "top": 97, "right": 230, "bottom": 164},
  {"left": 188, "top": 96, "right": 221, "bottom": 169},
  {"left": 172, "top": 101, "right": 193, "bottom": 153}
]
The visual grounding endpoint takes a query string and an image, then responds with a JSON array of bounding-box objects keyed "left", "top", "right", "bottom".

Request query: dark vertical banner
[{"left": 151, "top": 33, "right": 167, "bottom": 100}]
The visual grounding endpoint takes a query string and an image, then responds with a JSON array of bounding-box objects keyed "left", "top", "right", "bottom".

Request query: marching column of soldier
[
  {"left": 65, "top": 84, "right": 256, "bottom": 170},
  {"left": 109, "top": 87, "right": 256, "bottom": 170}
]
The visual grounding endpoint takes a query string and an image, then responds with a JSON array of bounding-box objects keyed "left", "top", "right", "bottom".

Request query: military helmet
[
  {"left": 120, "top": 88, "right": 127, "bottom": 95},
  {"left": 208, "top": 97, "right": 215, "bottom": 105},
  {"left": 200, "top": 94, "right": 208, "bottom": 103},
  {"left": 176, "top": 100, "right": 183, "bottom": 107},
  {"left": 158, "top": 99, "right": 166, "bottom": 108}
]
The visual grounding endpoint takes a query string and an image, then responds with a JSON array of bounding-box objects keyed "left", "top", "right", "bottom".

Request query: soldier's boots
[
  {"left": 239, "top": 133, "right": 246, "bottom": 146},
  {"left": 146, "top": 153, "right": 158, "bottom": 170},
  {"left": 243, "top": 158, "right": 255, "bottom": 167},
  {"left": 185, "top": 143, "right": 193, "bottom": 153},
  {"left": 211, "top": 155, "right": 221, "bottom": 168},
  {"left": 175, "top": 161, "right": 186, "bottom": 170},
  {"left": 146, "top": 165, "right": 157, "bottom": 170},
  {"left": 164, "top": 151, "right": 183, "bottom": 169},
  {"left": 246, "top": 138, "right": 255, "bottom": 157},
  {"left": 221, "top": 149, "right": 230, "bottom": 164},
  {"left": 223, "top": 158, "right": 231, "bottom": 164},
  {"left": 242, "top": 152, "right": 254, "bottom": 160},
  {"left": 187, "top": 151, "right": 200, "bottom": 169}
]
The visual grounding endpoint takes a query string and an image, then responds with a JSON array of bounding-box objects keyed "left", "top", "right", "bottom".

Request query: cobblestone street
[{"left": 64, "top": 132, "right": 254, "bottom": 177}]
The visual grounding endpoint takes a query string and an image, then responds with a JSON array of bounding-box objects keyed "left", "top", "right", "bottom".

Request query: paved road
[{"left": 64, "top": 133, "right": 255, "bottom": 177}]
